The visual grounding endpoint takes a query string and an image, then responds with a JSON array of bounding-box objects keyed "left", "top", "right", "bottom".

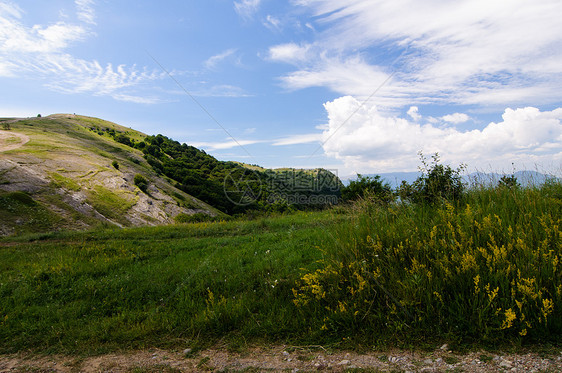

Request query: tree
[
  {"left": 398, "top": 152, "right": 466, "bottom": 204},
  {"left": 341, "top": 174, "right": 393, "bottom": 203},
  {"left": 498, "top": 174, "right": 519, "bottom": 189}
]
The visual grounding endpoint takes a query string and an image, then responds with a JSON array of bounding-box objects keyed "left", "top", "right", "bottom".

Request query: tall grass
[{"left": 293, "top": 180, "right": 562, "bottom": 346}]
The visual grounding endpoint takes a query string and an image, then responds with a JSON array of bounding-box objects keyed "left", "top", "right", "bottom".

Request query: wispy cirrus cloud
[
  {"left": 274, "top": 0, "right": 562, "bottom": 108},
  {"left": 272, "top": 133, "right": 322, "bottom": 146},
  {"left": 234, "top": 0, "right": 262, "bottom": 18},
  {"left": 75, "top": 0, "right": 96, "bottom": 25},
  {"left": 190, "top": 139, "right": 264, "bottom": 151},
  {"left": 0, "top": 0, "right": 164, "bottom": 104},
  {"left": 204, "top": 49, "right": 238, "bottom": 70}
]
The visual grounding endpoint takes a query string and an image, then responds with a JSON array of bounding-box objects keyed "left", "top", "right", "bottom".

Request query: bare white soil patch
[{"left": 0, "top": 131, "right": 29, "bottom": 153}]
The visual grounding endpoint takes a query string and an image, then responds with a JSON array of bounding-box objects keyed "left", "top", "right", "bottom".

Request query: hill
[
  {"left": 0, "top": 115, "right": 220, "bottom": 236},
  {"left": 0, "top": 114, "right": 342, "bottom": 236}
]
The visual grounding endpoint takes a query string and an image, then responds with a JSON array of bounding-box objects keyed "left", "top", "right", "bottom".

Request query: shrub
[
  {"left": 1, "top": 123, "right": 11, "bottom": 130},
  {"left": 341, "top": 174, "right": 393, "bottom": 203},
  {"left": 498, "top": 174, "right": 519, "bottom": 189},
  {"left": 134, "top": 174, "right": 149, "bottom": 193},
  {"left": 293, "top": 180, "right": 562, "bottom": 344},
  {"left": 398, "top": 152, "right": 465, "bottom": 204}
]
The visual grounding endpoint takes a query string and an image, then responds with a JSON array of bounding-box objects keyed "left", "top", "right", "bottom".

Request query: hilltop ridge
[{"left": 0, "top": 114, "right": 219, "bottom": 236}]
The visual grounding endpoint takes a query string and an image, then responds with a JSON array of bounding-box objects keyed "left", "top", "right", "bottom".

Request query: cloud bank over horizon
[{"left": 320, "top": 96, "right": 562, "bottom": 174}]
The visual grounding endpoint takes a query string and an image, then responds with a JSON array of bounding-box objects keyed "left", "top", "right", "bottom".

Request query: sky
[{"left": 1, "top": 0, "right": 561, "bottom": 178}]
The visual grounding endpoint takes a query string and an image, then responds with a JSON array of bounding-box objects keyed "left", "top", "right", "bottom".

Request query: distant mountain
[{"left": 465, "top": 171, "right": 559, "bottom": 187}]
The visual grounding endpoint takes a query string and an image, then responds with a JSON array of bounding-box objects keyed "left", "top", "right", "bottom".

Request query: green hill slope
[{"left": 0, "top": 115, "right": 219, "bottom": 236}]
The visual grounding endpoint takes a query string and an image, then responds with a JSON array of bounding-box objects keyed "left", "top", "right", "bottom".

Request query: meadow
[{"left": 0, "top": 177, "right": 561, "bottom": 354}]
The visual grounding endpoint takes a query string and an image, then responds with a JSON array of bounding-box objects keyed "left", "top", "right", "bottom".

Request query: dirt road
[{"left": 1, "top": 346, "right": 562, "bottom": 372}]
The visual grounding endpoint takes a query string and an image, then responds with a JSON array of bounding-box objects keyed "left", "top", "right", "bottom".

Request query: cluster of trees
[{"left": 109, "top": 132, "right": 342, "bottom": 215}]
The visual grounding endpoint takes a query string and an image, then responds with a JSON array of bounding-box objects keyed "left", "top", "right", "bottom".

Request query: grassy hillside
[
  {"left": 0, "top": 180, "right": 560, "bottom": 354},
  {"left": 0, "top": 115, "right": 221, "bottom": 236},
  {"left": 0, "top": 114, "right": 342, "bottom": 235}
]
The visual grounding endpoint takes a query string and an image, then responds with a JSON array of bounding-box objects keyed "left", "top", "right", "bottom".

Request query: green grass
[
  {"left": 1, "top": 181, "right": 561, "bottom": 355},
  {"left": 49, "top": 172, "right": 82, "bottom": 192},
  {"left": 0, "top": 211, "right": 343, "bottom": 354},
  {"left": 87, "top": 185, "right": 137, "bottom": 225},
  {"left": 0, "top": 191, "right": 62, "bottom": 235}
]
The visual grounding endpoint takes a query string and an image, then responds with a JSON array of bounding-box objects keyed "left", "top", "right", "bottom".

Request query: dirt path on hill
[
  {"left": 1, "top": 345, "right": 561, "bottom": 372},
  {"left": 0, "top": 130, "right": 30, "bottom": 153}
]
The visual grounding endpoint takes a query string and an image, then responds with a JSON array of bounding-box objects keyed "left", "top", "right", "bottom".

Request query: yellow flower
[
  {"left": 501, "top": 308, "right": 516, "bottom": 329},
  {"left": 473, "top": 275, "right": 480, "bottom": 294}
]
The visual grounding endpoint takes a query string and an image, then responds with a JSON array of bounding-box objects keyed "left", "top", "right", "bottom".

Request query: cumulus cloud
[
  {"left": 268, "top": 43, "right": 311, "bottom": 64},
  {"left": 320, "top": 96, "right": 562, "bottom": 172},
  {"left": 407, "top": 106, "right": 421, "bottom": 121},
  {"left": 442, "top": 113, "right": 470, "bottom": 124}
]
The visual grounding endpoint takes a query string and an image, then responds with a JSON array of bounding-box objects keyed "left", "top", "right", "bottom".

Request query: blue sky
[{"left": 1, "top": 0, "right": 561, "bottom": 177}]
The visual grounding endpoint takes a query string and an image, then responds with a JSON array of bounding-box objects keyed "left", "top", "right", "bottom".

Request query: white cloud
[
  {"left": 278, "top": 55, "right": 392, "bottom": 99},
  {"left": 442, "top": 113, "right": 470, "bottom": 124},
  {"left": 234, "top": 0, "right": 261, "bottom": 18},
  {"left": 192, "top": 84, "right": 251, "bottom": 98},
  {"left": 407, "top": 106, "right": 420, "bottom": 121},
  {"left": 204, "top": 49, "right": 237, "bottom": 70},
  {"left": 263, "top": 15, "right": 281, "bottom": 31},
  {"left": 320, "top": 96, "right": 562, "bottom": 172},
  {"left": 75, "top": 0, "right": 96, "bottom": 25},
  {"left": 0, "top": 1, "right": 165, "bottom": 103},
  {"left": 273, "top": 133, "right": 322, "bottom": 146},
  {"left": 279, "top": 0, "right": 562, "bottom": 108},
  {"left": 190, "top": 139, "right": 263, "bottom": 150},
  {"left": 268, "top": 43, "right": 311, "bottom": 64}
]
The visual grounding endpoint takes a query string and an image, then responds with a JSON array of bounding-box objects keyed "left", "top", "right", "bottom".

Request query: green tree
[
  {"left": 498, "top": 174, "right": 519, "bottom": 189},
  {"left": 341, "top": 174, "right": 393, "bottom": 203},
  {"left": 134, "top": 174, "right": 149, "bottom": 193},
  {"left": 398, "top": 152, "right": 465, "bottom": 204}
]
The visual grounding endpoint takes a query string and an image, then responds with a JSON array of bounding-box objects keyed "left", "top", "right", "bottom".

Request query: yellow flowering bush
[{"left": 293, "top": 180, "right": 562, "bottom": 343}]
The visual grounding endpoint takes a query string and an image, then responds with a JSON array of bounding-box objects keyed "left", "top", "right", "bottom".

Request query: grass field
[
  {"left": 0, "top": 211, "right": 344, "bottom": 354},
  {"left": 0, "top": 180, "right": 561, "bottom": 355}
]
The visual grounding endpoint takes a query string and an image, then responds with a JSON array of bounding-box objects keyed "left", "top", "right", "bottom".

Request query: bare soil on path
[
  {"left": 1, "top": 345, "right": 562, "bottom": 372},
  {"left": 0, "top": 130, "right": 30, "bottom": 153}
]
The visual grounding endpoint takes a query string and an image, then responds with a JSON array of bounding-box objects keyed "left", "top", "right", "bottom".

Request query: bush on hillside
[
  {"left": 341, "top": 174, "right": 393, "bottom": 203},
  {"left": 398, "top": 152, "right": 465, "bottom": 204},
  {"left": 134, "top": 174, "right": 149, "bottom": 193}
]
